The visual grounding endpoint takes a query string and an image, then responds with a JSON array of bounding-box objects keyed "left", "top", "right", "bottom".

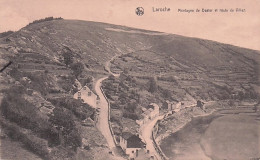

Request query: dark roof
[
  {"left": 127, "top": 136, "right": 145, "bottom": 148},
  {"left": 121, "top": 132, "right": 134, "bottom": 140},
  {"left": 121, "top": 132, "right": 145, "bottom": 148}
]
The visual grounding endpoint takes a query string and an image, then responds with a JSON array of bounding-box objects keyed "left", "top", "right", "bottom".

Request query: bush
[
  {"left": 50, "top": 107, "right": 82, "bottom": 150},
  {"left": 58, "top": 75, "right": 75, "bottom": 92},
  {"left": 70, "top": 62, "right": 84, "bottom": 78},
  {"left": 49, "top": 97, "right": 94, "bottom": 120},
  {"left": 62, "top": 49, "right": 73, "bottom": 66},
  {"left": 148, "top": 77, "right": 158, "bottom": 93},
  {"left": 123, "top": 111, "right": 138, "bottom": 120}
]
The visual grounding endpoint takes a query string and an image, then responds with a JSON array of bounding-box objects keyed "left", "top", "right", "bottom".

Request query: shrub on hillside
[
  {"left": 148, "top": 77, "right": 158, "bottom": 93},
  {"left": 50, "top": 107, "right": 82, "bottom": 150},
  {"left": 58, "top": 75, "right": 75, "bottom": 92},
  {"left": 48, "top": 97, "right": 94, "bottom": 120},
  {"left": 70, "top": 62, "right": 84, "bottom": 78},
  {"left": 62, "top": 48, "right": 73, "bottom": 66},
  {"left": 123, "top": 111, "right": 138, "bottom": 120}
]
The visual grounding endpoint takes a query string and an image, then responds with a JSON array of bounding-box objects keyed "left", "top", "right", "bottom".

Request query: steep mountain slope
[
  {"left": 0, "top": 19, "right": 260, "bottom": 160},
  {"left": 110, "top": 36, "right": 259, "bottom": 102}
]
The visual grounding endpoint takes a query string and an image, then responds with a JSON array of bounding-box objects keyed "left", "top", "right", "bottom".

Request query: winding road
[
  {"left": 95, "top": 54, "right": 166, "bottom": 160},
  {"left": 95, "top": 77, "right": 115, "bottom": 149},
  {"left": 94, "top": 56, "right": 123, "bottom": 159}
]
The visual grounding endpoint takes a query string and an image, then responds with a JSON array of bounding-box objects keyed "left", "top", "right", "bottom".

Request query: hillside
[{"left": 0, "top": 19, "right": 260, "bottom": 160}]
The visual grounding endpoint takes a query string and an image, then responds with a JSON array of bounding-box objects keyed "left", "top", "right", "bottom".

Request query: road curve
[
  {"left": 94, "top": 55, "right": 125, "bottom": 160},
  {"left": 95, "top": 76, "right": 116, "bottom": 149},
  {"left": 140, "top": 115, "right": 165, "bottom": 160}
]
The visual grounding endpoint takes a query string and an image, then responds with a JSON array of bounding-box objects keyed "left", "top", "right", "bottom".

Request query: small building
[
  {"left": 147, "top": 103, "right": 159, "bottom": 118},
  {"left": 137, "top": 103, "right": 160, "bottom": 126},
  {"left": 163, "top": 100, "right": 175, "bottom": 111},
  {"left": 164, "top": 101, "right": 184, "bottom": 112},
  {"left": 120, "top": 132, "right": 146, "bottom": 158}
]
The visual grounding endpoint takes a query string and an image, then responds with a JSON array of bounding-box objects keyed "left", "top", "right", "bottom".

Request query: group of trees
[
  {"left": 27, "top": 17, "right": 63, "bottom": 26},
  {"left": 148, "top": 77, "right": 158, "bottom": 93},
  {"left": 62, "top": 46, "right": 84, "bottom": 79},
  {"left": 49, "top": 107, "right": 82, "bottom": 151},
  {"left": 103, "top": 74, "right": 142, "bottom": 120}
]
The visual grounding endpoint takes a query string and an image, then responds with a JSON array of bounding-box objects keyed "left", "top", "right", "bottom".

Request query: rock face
[{"left": 0, "top": 19, "right": 260, "bottom": 160}]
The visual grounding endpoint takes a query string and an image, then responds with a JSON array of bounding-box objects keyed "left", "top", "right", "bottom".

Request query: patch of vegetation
[
  {"left": 48, "top": 97, "right": 94, "bottom": 120},
  {"left": 49, "top": 107, "right": 82, "bottom": 151},
  {"left": 0, "top": 85, "right": 95, "bottom": 158},
  {"left": 1, "top": 86, "right": 49, "bottom": 132},
  {"left": 62, "top": 46, "right": 74, "bottom": 66},
  {"left": 70, "top": 62, "right": 84, "bottom": 79},
  {"left": 27, "top": 17, "right": 63, "bottom": 26},
  {"left": 103, "top": 74, "right": 142, "bottom": 121},
  {"left": 57, "top": 75, "right": 76, "bottom": 92}
]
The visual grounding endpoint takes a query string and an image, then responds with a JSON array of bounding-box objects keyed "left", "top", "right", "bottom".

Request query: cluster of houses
[
  {"left": 74, "top": 85, "right": 199, "bottom": 159},
  {"left": 119, "top": 100, "right": 200, "bottom": 159},
  {"left": 136, "top": 103, "right": 160, "bottom": 126},
  {"left": 162, "top": 100, "right": 198, "bottom": 113}
]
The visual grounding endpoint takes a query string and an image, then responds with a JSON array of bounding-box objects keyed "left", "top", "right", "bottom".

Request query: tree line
[{"left": 27, "top": 17, "right": 63, "bottom": 26}]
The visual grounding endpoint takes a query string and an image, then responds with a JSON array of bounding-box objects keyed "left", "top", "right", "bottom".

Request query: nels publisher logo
[{"left": 136, "top": 7, "right": 144, "bottom": 16}]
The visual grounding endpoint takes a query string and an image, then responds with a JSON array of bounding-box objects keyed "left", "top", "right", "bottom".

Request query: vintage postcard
[{"left": 0, "top": 0, "right": 259, "bottom": 160}]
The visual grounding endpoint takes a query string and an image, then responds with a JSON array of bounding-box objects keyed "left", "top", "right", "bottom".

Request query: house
[
  {"left": 163, "top": 100, "right": 184, "bottom": 113},
  {"left": 137, "top": 103, "right": 160, "bottom": 126},
  {"left": 73, "top": 85, "right": 97, "bottom": 108},
  {"left": 163, "top": 100, "right": 174, "bottom": 111},
  {"left": 147, "top": 103, "right": 159, "bottom": 118},
  {"left": 120, "top": 132, "right": 146, "bottom": 159}
]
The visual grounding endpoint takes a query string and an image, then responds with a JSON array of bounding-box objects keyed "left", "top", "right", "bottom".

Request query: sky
[{"left": 0, "top": 0, "right": 260, "bottom": 50}]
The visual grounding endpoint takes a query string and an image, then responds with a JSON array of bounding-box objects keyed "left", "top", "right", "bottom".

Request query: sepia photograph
[{"left": 0, "top": 0, "right": 260, "bottom": 160}]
